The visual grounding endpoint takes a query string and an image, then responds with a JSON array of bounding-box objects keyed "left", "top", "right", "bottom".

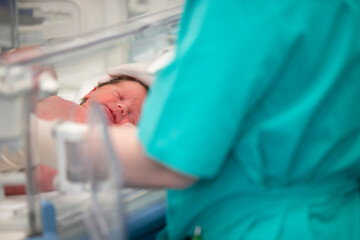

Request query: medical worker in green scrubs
[{"left": 108, "top": 0, "right": 360, "bottom": 239}]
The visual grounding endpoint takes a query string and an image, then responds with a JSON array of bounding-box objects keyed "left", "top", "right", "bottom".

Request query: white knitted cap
[{"left": 103, "top": 62, "right": 154, "bottom": 87}]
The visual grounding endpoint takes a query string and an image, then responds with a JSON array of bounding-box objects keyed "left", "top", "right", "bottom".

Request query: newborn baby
[
  {"left": 4, "top": 70, "right": 150, "bottom": 196},
  {"left": 37, "top": 75, "right": 148, "bottom": 125}
]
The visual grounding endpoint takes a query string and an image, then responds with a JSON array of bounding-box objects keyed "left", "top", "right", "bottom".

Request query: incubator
[
  {"left": 0, "top": 5, "right": 181, "bottom": 239},
  {"left": 0, "top": 0, "right": 182, "bottom": 52}
]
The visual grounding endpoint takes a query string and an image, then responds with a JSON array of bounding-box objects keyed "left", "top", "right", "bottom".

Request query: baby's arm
[{"left": 37, "top": 96, "right": 87, "bottom": 123}]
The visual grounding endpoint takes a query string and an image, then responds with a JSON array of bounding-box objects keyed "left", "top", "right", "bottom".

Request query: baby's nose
[{"left": 117, "top": 103, "right": 128, "bottom": 116}]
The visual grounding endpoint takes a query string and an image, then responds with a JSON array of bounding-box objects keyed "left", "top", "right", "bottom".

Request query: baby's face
[{"left": 82, "top": 80, "right": 147, "bottom": 125}]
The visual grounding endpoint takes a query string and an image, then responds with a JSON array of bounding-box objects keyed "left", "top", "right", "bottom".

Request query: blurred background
[
  {"left": 0, "top": 1, "right": 183, "bottom": 240},
  {"left": 0, "top": 0, "right": 183, "bottom": 52}
]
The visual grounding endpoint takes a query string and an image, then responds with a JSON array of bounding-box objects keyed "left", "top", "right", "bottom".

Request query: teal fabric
[{"left": 138, "top": 0, "right": 360, "bottom": 239}]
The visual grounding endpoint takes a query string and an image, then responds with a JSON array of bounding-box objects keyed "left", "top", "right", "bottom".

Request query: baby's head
[{"left": 81, "top": 75, "right": 148, "bottom": 125}]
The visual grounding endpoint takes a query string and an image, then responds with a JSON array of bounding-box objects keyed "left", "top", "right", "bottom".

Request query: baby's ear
[{"left": 83, "top": 87, "right": 98, "bottom": 100}]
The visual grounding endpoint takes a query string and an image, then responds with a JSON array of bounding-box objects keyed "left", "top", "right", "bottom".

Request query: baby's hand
[{"left": 4, "top": 164, "right": 57, "bottom": 195}]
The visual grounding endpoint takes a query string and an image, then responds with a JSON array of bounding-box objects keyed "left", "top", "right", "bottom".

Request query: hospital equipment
[
  {"left": 0, "top": 0, "right": 127, "bottom": 52},
  {"left": 0, "top": 0, "right": 182, "bottom": 53},
  {"left": 0, "top": 5, "right": 182, "bottom": 239}
]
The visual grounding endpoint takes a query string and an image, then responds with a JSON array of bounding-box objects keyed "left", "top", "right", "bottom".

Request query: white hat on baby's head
[
  {"left": 99, "top": 62, "right": 154, "bottom": 87},
  {"left": 99, "top": 46, "right": 175, "bottom": 87},
  {"left": 76, "top": 62, "right": 154, "bottom": 104}
]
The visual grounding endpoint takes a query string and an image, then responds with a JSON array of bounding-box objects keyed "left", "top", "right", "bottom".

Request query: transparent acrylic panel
[
  {"left": 0, "top": 0, "right": 128, "bottom": 53},
  {"left": 0, "top": 0, "right": 184, "bottom": 54},
  {"left": 84, "top": 103, "right": 125, "bottom": 240},
  {"left": 128, "top": 0, "right": 184, "bottom": 17},
  {"left": 0, "top": 61, "right": 40, "bottom": 237},
  {"left": 0, "top": 6, "right": 180, "bottom": 239}
]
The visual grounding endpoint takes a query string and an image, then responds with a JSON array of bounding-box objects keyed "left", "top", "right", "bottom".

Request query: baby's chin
[
  {"left": 111, "top": 120, "right": 135, "bottom": 127},
  {"left": 115, "top": 121, "right": 135, "bottom": 126}
]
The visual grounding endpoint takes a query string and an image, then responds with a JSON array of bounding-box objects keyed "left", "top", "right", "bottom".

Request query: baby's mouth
[{"left": 103, "top": 105, "right": 116, "bottom": 124}]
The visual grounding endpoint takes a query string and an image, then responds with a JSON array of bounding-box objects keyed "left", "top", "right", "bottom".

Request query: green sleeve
[{"left": 138, "top": 0, "right": 294, "bottom": 178}]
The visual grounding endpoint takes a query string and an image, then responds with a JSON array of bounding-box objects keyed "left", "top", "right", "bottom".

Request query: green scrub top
[{"left": 138, "top": 0, "right": 360, "bottom": 239}]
